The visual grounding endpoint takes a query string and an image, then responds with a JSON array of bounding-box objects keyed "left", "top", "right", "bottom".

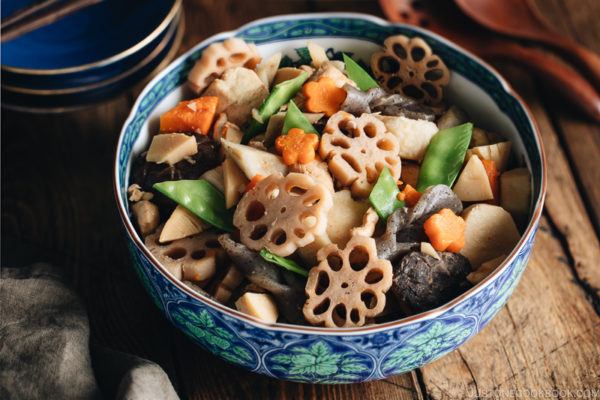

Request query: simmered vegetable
[
  {"left": 369, "top": 168, "right": 404, "bottom": 220},
  {"left": 343, "top": 53, "right": 379, "bottom": 91},
  {"left": 417, "top": 123, "right": 473, "bottom": 192},
  {"left": 259, "top": 249, "right": 308, "bottom": 277},
  {"left": 129, "top": 36, "right": 530, "bottom": 328},
  {"left": 282, "top": 100, "right": 318, "bottom": 134},
  {"left": 243, "top": 71, "right": 309, "bottom": 143},
  {"left": 153, "top": 179, "right": 234, "bottom": 232}
]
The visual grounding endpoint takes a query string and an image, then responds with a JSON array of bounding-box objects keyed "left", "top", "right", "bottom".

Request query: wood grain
[{"left": 2, "top": 0, "right": 600, "bottom": 399}]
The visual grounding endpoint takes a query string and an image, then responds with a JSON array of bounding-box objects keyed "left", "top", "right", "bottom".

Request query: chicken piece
[
  {"left": 204, "top": 67, "right": 269, "bottom": 126},
  {"left": 131, "top": 200, "right": 159, "bottom": 237}
]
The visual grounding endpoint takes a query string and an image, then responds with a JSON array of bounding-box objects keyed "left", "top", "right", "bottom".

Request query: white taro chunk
[{"left": 233, "top": 173, "right": 333, "bottom": 257}]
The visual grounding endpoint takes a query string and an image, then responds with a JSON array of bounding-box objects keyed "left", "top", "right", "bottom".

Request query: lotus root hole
[
  {"left": 365, "top": 268, "right": 384, "bottom": 284},
  {"left": 265, "top": 184, "right": 280, "bottom": 199},
  {"left": 313, "top": 298, "right": 331, "bottom": 315},
  {"left": 216, "top": 57, "right": 226, "bottom": 67},
  {"left": 316, "top": 271, "right": 330, "bottom": 295},
  {"left": 361, "top": 291, "right": 377, "bottom": 309},
  {"left": 364, "top": 124, "right": 377, "bottom": 138},
  {"left": 333, "top": 304, "right": 347, "bottom": 327},
  {"left": 403, "top": 84, "right": 424, "bottom": 99},
  {"left": 298, "top": 212, "right": 315, "bottom": 228},
  {"left": 303, "top": 196, "right": 321, "bottom": 207},
  {"left": 421, "top": 82, "right": 437, "bottom": 98},
  {"left": 341, "top": 282, "right": 349, "bottom": 289},
  {"left": 342, "top": 153, "right": 362, "bottom": 173},
  {"left": 338, "top": 120, "right": 355, "bottom": 137},
  {"left": 378, "top": 56, "right": 400, "bottom": 73},
  {"left": 229, "top": 53, "right": 245, "bottom": 62},
  {"left": 280, "top": 206, "right": 287, "bottom": 214},
  {"left": 165, "top": 247, "right": 187, "bottom": 260},
  {"left": 270, "top": 229, "right": 287, "bottom": 245},
  {"left": 410, "top": 46, "right": 425, "bottom": 62},
  {"left": 250, "top": 225, "right": 268, "bottom": 240},
  {"left": 425, "top": 68, "right": 444, "bottom": 81},
  {"left": 387, "top": 76, "right": 402, "bottom": 89},
  {"left": 392, "top": 43, "right": 407, "bottom": 59},
  {"left": 427, "top": 59, "right": 439, "bottom": 68},
  {"left": 246, "top": 200, "right": 266, "bottom": 221},
  {"left": 349, "top": 246, "right": 369, "bottom": 271},
  {"left": 377, "top": 139, "right": 394, "bottom": 151},
  {"left": 287, "top": 185, "right": 307, "bottom": 196},
  {"left": 385, "top": 156, "right": 399, "bottom": 166},
  {"left": 294, "top": 228, "right": 305, "bottom": 239},
  {"left": 191, "top": 249, "right": 207, "bottom": 260},
  {"left": 327, "top": 253, "right": 343, "bottom": 271},
  {"left": 331, "top": 138, "right": 351, "bottom": 149},
  {"left": 350, "top": 309, "right": 360, "bottom": 324}
]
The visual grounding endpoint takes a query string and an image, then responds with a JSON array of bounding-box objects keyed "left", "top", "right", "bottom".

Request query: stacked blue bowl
[{"left": 1, "top": 0, "right": 183, "bottom": 112}]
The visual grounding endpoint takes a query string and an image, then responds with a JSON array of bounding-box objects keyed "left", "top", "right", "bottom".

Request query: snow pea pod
[
  {"left": 282, "top": 100, "right": 317, "bottom": 135},
  {"left": 417, "top": 123, "right": 473, "bottom": 192},
  {"left": 153, "top": 179, "right": 234, "bottom": 232},
  {"left": 259, "top": 249, "right": 308, "bottom": 277},
  {"left": 243, "top": 71, "right": 309, "bottom": 143},
  {"left": 343, "top": 53, "right": 379, "bottom": 91},
  {"left": 369, "top": 167, "right": 404, "bottom": 219}
]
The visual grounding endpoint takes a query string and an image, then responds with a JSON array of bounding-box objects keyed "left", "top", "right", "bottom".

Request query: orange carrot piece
[
  {"left": 275, "top": 128, "right": 319, "bottom": 165},
  {"left": 302, "top": 77, "right": 347, "bottom": 116},
  {"left": 423, "top": 208, "right": 466, "bottom": 253},
  {"left": 481, "top": 158, "right": 500, "bottom": 204},
  {"left": 244, "top": 175, "right": 264, "bottom": 192},
  {"left": 160, "top": 96, "right": 218, "bottom": 135},
  {"left": 400, "top": 184, "right": 421, "bottom": 207}
]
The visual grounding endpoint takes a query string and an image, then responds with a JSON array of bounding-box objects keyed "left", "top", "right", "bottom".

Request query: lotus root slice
[
  {"left": 145, "top": 228, "right": 224, "bottom": 286},
  {"left": 303, "top": 235, "right": 393, "bottom": 327},
  {"left": 371, "top": 35, "right": 450, "bottom": 105},
  {"left": 188, "top": 38, "right": 262, "bottom": 93},
  {"left": 233, "top": 173, "right": 333, "bottom": 257},
  {"left": 320, "top": 111, "right": 401, "bottom": 198}
]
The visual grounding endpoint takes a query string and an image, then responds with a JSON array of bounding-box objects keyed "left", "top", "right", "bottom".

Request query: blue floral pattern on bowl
[{"left": 115, "top": 14, "right": 545, "bottom": 383}]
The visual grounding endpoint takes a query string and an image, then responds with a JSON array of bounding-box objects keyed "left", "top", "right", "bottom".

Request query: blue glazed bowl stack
[{"left": 1, "top": 0, "right": 183, "bottom": 112}]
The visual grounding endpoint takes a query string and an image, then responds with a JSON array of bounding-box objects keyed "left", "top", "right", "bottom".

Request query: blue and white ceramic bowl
[{"left": 114, "top": 13, "right": 546, "bottom": 383}]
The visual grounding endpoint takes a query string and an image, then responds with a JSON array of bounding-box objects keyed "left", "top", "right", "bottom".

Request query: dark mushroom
[
  {"left": 340, "top": 84, "right": 386, "bottom": 115},
  {"left": 392, "top": 251, "right": 471, "bottom": 312},
  {"left": 370, "top": 93, "right": 442, "bottom": 121},
  {"left": 218, "top": 234, "right": 305, "bottom": 324},
  {"left": 376, "top": 184, "right": 462, "bottom": 262}
]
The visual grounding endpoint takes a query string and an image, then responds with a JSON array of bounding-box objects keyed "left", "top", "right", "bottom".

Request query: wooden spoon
[
  {"left": 455, "top": 0, "right": 600, "bottom": 89},
  {"left": 378, "top": 0, "right": 600, "bottom": 122}
]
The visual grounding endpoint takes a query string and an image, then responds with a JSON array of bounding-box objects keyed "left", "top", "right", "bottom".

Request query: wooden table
[{"left": 2, "top": 0, "right": 599, "bottom": 398}]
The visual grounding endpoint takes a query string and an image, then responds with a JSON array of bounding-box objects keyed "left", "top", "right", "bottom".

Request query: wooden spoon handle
[
  {"left": 549, "top": 37, "right": 600, "bottom": 90},
  {"left": 484, "top": 42, "right": 600, "bottom": 122}
]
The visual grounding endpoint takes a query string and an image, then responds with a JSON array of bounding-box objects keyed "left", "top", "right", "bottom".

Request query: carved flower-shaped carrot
[
  {"left": 275, "top": 128, "right": 319, "bottom": 165},
  {"left": 302, "top": 77, "right": 347, "bottom": 116}
]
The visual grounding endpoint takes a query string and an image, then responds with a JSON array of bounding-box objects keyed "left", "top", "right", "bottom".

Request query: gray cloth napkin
[{"left": 0, "top": 263, "right": 179, "bottom": 400}]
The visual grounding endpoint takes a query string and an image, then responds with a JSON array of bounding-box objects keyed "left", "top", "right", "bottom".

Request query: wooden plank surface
[{"left": 2, "top": 0, "right": 599, "bottom": 399}]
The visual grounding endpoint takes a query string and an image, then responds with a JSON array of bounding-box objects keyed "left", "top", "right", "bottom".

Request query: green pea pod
[
  {"left": 153, "top": 179, "right": 234, "bottom": 232},
  {"left": 343, "top": 53, "right": 379, "bottom": 91},
  {"left": 369, "top": 167, "right": 404, "bottom": 219},
  {"left": 242, "top": 71, "right": 309, "bottom": 143},
  {"left": 416, "top": 122, "right": 474, "bottom": 192},
  {"left": 259, "top": 248, "right": 308, "bottom": 277},
  {"left": 282, "top": 100, "right": 317, "bottom": 135}
]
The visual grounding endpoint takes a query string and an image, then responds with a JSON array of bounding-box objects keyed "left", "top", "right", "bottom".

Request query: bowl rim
[{"left": 113, "top": 12, "right": 547, "bottom": 335}]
